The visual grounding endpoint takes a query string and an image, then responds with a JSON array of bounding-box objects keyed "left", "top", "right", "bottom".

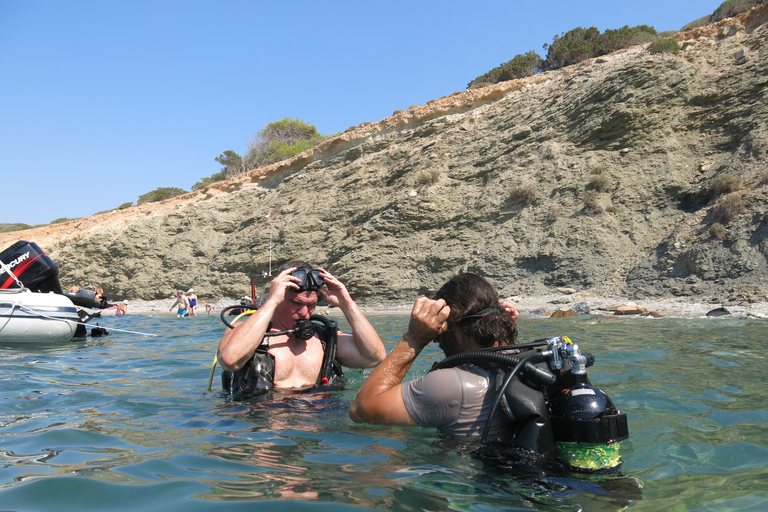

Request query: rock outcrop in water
[{"left": 3, "top": 6, "right": 768, "bottom": 305}]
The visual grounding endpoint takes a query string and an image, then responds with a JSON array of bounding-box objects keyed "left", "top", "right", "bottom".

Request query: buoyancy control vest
[
  {"left": 431, "top": 336, "right": 629, "bottom": 472},
  {"left": 221, "top": 314, "right": 344, "bottom": 397}
]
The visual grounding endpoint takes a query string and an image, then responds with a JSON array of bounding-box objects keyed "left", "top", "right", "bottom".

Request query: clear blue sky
[{"left": 1, "top": 0, "right": 724, "bottom": 226}]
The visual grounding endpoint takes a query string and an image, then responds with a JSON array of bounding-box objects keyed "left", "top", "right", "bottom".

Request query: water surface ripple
[{"left": 1, "top": 314, "right": 767, "bottom": 511}]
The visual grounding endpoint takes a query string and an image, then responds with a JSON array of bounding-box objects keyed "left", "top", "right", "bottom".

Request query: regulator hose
[{"left": 220, "top": 304, "right": 258, "bottom": 329}]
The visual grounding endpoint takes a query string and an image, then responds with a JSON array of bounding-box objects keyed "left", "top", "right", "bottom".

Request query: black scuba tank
[{"left": 549, "top": 365, "right": 628, "bottom": 472}]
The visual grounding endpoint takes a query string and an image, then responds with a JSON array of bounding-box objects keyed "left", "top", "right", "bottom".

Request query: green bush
[
  {"left": 117, "top": 202, "right": 133, "bottom": 210},
  {"left": 137, "top": 187, "right": 187, "bottom": 205},
  {"left": 0, "top": 223, "right": 33, "bottom": 233},
  {"left": 215, "top": 150, "right": 244, "bottom": 178},
  {"left": 468, "top": 51, "right": 543, "bottom": 88},
  {"left": 648, "top": 38, "right": 681, "bottom": 55},
  {"left": 711, "top": 0, "right": 764, "bottom": 23},
  {"left": 601, "top": 25, "right": 658, "bottom": 53},
  {"left": 541, "top": 25, "right": 657, "bottom": 71},
  {"left": 192, "top": 171, "right": 227, "bottom": 191},
  {"left": 245, "top": 118, "right": 327, "bottom": 169}
]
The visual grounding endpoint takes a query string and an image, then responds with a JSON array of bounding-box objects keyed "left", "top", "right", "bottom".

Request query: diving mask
[{"left": 292, "top": 267, "right": 325, "bottom": 292}]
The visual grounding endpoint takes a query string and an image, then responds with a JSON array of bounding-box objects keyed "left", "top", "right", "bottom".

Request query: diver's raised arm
[
  {"left": 216, "top": 267, "right": 298, "bottom": 371},
  {"left": 318, "top": 269, "right": 386, "bottom": 368}
]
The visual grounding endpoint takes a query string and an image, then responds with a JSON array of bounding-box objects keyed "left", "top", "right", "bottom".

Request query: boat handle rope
[
  {"left": 13, "top": 303, "right": 157, "bottom": 337},
  {"left": 0, "top": 260, "right": 25, "bottom": 288}
]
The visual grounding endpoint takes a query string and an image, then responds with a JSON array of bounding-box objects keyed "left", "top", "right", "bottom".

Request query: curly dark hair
[{"left": 433, "top": 273, "right": 517, "bottom": 349}]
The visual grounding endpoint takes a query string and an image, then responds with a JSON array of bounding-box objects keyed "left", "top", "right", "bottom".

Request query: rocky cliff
[{"left": 3, "top": 6, "right": 768, "bottom": 305}]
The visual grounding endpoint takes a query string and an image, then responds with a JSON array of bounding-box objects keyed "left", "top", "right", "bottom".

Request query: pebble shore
[{"left": 124, "top": 295, "right": 768, "bottom": 319}]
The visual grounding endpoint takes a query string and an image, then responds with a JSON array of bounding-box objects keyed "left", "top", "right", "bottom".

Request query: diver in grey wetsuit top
[{"left": 351, "top": 273, "right": 551, "bottom": 447}]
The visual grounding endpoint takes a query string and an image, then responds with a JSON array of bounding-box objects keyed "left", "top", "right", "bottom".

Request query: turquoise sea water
[{"left": 1, "top": 313, "right": 767, "bottom": 511}]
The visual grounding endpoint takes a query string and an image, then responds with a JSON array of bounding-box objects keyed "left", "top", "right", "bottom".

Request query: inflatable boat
[
  {"left": 0, "top": 287, "right": 83, "bottom": 343},
  {"left": 0, "top": 240, "right": 100, "bottom": 343}
]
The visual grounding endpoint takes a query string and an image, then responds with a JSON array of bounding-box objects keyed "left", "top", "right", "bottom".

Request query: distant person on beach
[
  {"left": 203, "top": 300, "right": 215, "bottom": 315},
  {"left": 187, "top": 288, "right": 198, "bottom": 316},
  {"left": 116, "top": 300, "right": 128, "bottom": 316},
  {"left": 350, "top": 273, "right": 546, "bottom": 445},
  {"left": 169, "top": 290, "right": 189, "bottom": 318},
  {"left": 217, "top": 260, "right": 386, "bottom": 394}
]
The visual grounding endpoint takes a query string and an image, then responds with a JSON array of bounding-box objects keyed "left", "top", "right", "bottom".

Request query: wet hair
[
  {"left": 433, "top": 273, "right": 517, "bottom": 348},
  {"left": 278, "top": 260, "right": 314, "bottom": 273}
]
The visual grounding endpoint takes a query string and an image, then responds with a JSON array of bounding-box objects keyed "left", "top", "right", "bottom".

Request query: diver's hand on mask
[
  {"left": 316, "top": 268, "right": 350, "bottom": 307},
  {"left": 269, "top": 267, "right": 300, "bottom": 302},
  {"left": 404, "top": 297, "right": 450, "bottom": 348}
]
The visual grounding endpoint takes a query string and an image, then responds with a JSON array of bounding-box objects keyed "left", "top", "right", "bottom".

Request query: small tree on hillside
[
  {"left": 542, "top": 27, "right": 602, "bottom": 71},
  {"left": 216, "top": 150, "right": 245, "bottom": 178},
  {"left": 468, "top": 51, "right": 543, "bottom": 88},
  {"left": 244, "top": 118, "right": 327, "bottom": 169},
  {"left": 541, "top": 25, "right": 657, "bottom": 71},
  {"left": 137, "top": 187, "right": 187, "bottom": 205}
]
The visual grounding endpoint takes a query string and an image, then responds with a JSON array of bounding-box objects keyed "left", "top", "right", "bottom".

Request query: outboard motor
[{"left": 0, "top": 240, "right": 63, "bottom": 293}]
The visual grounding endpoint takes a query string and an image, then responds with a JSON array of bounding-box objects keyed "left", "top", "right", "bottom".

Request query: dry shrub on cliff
[
  {"left": 509, "top": 182, "right": 537, "bottom": 205},
  {"left": 711, "top": 193, "right": 745, "bottom": 223},
  {"left": 712, "top": 173, "right": 743, "bottom": 196},
  {"left": 709, "top": 222, "right": 727, "bottom": 238},
  {"left": 587, "top": 174, "right": 612, "bottom": 192},
  {"left": 546, "top": 205, "right": 562, "bottom": 222},
  {"left": 583, "top": 190, "right": 604, "bottom": 215},
  {"left": 416, "top": 168, "right": 441, "bottom": 186}
]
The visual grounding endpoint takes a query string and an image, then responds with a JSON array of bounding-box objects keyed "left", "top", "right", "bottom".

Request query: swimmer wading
[
  {"left": 218, "top": 306, "right": 344, "bottom": 396},
  {"left": 432, "top": 335, "right": 629, "bottom": 473}
]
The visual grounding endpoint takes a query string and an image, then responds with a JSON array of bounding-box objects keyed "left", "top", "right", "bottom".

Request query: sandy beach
[{"left": 124, "top": 294, "right": 768, "bottom": 319}]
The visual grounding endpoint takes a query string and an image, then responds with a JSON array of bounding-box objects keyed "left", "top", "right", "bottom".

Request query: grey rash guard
[{"left": 401, "top": 365, "right": 512, "bottom": 440}]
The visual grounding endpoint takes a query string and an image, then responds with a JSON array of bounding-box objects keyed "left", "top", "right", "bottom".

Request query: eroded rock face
[{"left": 3, "top": 7, "right": 768, "bottom": 304}]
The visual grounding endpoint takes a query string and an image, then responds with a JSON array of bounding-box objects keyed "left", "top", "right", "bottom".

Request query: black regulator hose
[{"left": 220, "top": 304, "right": 258, "bottom": 329}]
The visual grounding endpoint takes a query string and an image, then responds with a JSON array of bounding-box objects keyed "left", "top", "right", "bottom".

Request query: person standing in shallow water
[
  {"left": 187, "top": 288, "right": 198, "bottom": 316},
  {"left": 217, "top": 260, "right": 386, "bottom": 391},
  {"left": 170, "top": 290, "right": 189, "bottom": 318}
]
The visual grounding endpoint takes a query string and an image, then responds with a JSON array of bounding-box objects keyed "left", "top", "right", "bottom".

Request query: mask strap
[{"left": 455, "top": 307, "right": 499, "bottom": 322}]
